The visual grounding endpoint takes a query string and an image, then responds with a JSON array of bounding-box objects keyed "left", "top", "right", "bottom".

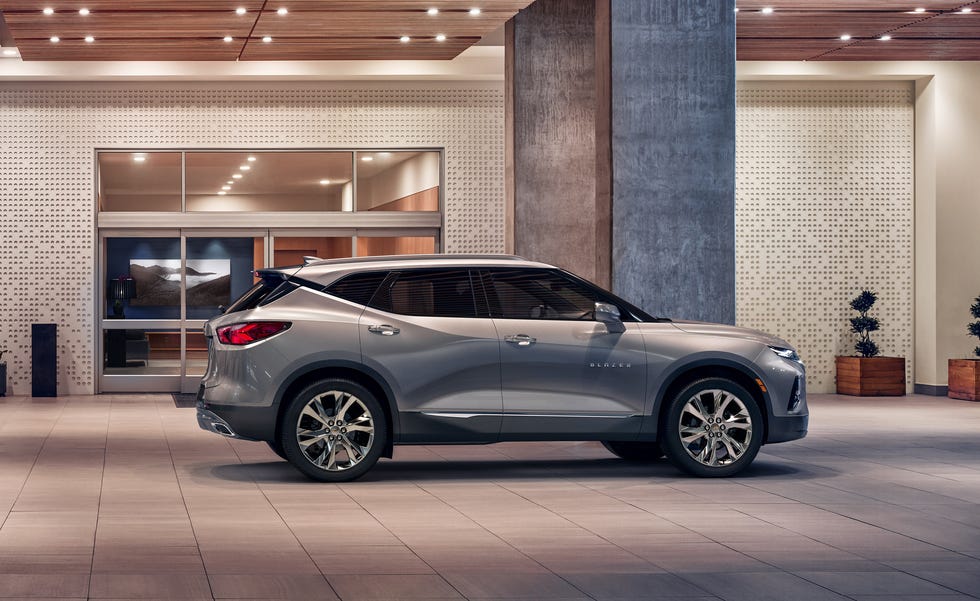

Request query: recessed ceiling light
[
  {"left": 226, "top": 180, "right": 234, "bottom": 184},
  {"left": 400, "top": 35, "right": 411, "bottom": 42},
  {"left": 734, "top": 7, "right": 739, "bottom": 12},
  {"left": 839, "top": 34, "right": 851, "bottom": 41},
  {"left": 79, "top": 8, "right": 90, "bottom": 15},
  {"left": 879, "top": 34, "right": 892, "bottom": 41},
  {"left": 233, "top": 173, "right": 243, "bottom": 179},
  {"left": 427, "top": 7, "right": 439, "bottom": 15},
  {"left": 435, "top": 34, "right": 446, "bottom": 42},
  {"left": 277, "top": 7, "right": 288, "bottom": 15},
  {"left": 247, "top": 156, "right": 257, "bottom": 162},
  {"left": 378, "top": 152, "right": 392, "bottom": 157},
  {"left": 913, "top": 7, "right": 926, "bottom": 13},
  {"left": 469, "top": 7, "right": 481, "bottom": 15},
  {"left": 43, "top": 7, "right": 54, "bottom": 15},
  {"left": 236, "top": 7, "right": 246, "bottom": 14},
  {"left": 761, "top": 7, "right": 774, "bottom": 14},
  {"left": 223, "top": 36, "right": 233, "bottom": 42},
  {"left": 361, "top": 156, "right": 374, "bottom": 162},
  {"left": 84, "top": 35, "right": 94, "bottom": 43},
  {"left": 319, "top": 179, "right": 331, "bottom": 185},
  {"left": 50, "top": 36, "right": 60, "bottom": 43},
  {"left": 218, "top": 191, "right": 227, "bottom": 195},
  {"left": 961, "top": 7, "right": 973, "bottom": 13},
  {"left": 221, "top": 185, "right": 231, "bottom": 190},
  {"left": 239, "top": 165, "right": 250, "bottom": 171},
  {"left": 262, "top": 36, "right": 272, "bottom": 43},
  {"left": 2, "top": 48, "right": 18, "bottom": 56},
  {"left": 133, "top": 154, "right": 146, "bottom": 162}
]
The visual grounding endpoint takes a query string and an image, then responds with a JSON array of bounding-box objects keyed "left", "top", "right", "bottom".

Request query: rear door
[
  {"left": 483, "top": 268, "right": 647, "bottom": 439},
  {"left": 356, "top": 268, "right": 502, "bottom": 443}
]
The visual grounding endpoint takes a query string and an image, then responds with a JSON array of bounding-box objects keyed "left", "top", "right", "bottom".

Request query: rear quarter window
[{"left": 326, "top": 271, "right": 390, "bottom": 306}]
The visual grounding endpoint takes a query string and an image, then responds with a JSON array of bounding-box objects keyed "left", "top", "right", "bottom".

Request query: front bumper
[{"left": 766, "top": 414, "right": 808, "bottom": 443}]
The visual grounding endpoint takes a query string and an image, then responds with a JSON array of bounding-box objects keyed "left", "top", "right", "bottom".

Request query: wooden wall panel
[{"left": 368, "top": 186, "right": 439, "bottom": 212}]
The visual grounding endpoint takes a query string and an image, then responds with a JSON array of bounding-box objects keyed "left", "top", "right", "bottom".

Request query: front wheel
[
  {"left": 280, "top": 379, "right": 388, "bottom": 482},
  {"left": 660, "top": 378, "right": 763, "bottom": 477}
]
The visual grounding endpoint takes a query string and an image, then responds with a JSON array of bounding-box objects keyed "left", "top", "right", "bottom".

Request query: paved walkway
[{"left": 0, "top": 393, "right": 978, "bottom": 600}]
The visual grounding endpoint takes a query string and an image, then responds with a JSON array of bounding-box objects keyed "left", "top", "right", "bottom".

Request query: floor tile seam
[
  {"left": 808, "top": 500, "right": 980, "bottom": 541},
  {"left": 2, "top": 398, "right": 71, "bottom": 531},
  {"left": 87, "top": 396, "right": 113, "bottom": 590},
  {"left": 791, "top": 568, "right": 970, "bottom": 598},
  {"left": 334, "top": 479, "right": 582, "bottom": 601},
  {"left": 155, "top": 400, "right": 217, "bottom": 601},
  {"left": 491, "top": 479, "right": 673, "bottom": 584}
]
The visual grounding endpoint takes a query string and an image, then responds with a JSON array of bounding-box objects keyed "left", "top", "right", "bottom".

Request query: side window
[
  {"left": 372, "top": 269, "right": 478, "bottom": 318},
  {"left": 487, "top": 269, "right": 598, "bottom": 320},
  {"left": 327, "top": 271, "right": 390, "bottom": 306}
]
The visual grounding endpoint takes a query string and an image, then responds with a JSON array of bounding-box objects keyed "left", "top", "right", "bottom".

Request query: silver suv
[{"left": 197, "top": 255, "right": 807, "bottom": 482}]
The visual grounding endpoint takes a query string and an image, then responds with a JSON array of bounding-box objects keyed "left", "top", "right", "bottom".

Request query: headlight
[{"left": 769, "top": 346, "right": 802, "bottom": 363}]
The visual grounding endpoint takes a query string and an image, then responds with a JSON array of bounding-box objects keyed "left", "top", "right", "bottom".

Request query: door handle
[
  {"left": 368, "top": 324, "right": 400, "bottom": 336},
  {"left": 504, "top": 334, "right": 536, "bottom": 346}
]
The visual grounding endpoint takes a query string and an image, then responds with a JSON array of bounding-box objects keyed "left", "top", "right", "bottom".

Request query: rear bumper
[
  {"left": 766, "top": 414, "right": 808, "bottom": 443},
  {"left": 197, "top": 401, "right": 276, "bottom": 442}
]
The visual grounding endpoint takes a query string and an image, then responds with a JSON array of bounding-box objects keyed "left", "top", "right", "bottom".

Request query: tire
[
  {"left": 279, "top": 378, "right": 388, "bottom": 482},
  {"left": 265, "top": 440, "right": 288, "bottom": 460},
  {"left": 660, "top": 378, "right": 763, "bottom": 477},
  {"left": 601, "top": 441, "right": 664, "bottom": 462}
]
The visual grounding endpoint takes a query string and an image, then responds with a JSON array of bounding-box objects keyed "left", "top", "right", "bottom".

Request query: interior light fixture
[
  {"left": 2, "top": 48, "right": 18, "bottom": 56},
  {"left": 236, "top": 7, "right": 247, "bottom": 14},
  {"left": 277, "top": 7, "right": 288, "bottom": 15},
  {"left": 223, "top": 36, "right": 233, "bottom": 42},
  {"left": 79, "top": 8, "right": 90, "bottom": 15},
  {"left": 469, "top": 7, "right": 481, "bottom": 15},
  {"left": 435, "top": 34, "right": 446, "bottom": 42},
  {"left": 84, "top": 35, "right": 94, "bottom": 43},
  {"left": 262, "top": 36, "right": 272, "bottom": 43},
  {"left": 761, "top": 7, "right": 774, "bottom": 14},
  {"left": 839, "top": 34, "right": 851, "bottom": 41},
  {"left": 247, "top": 156, "right": 257, "bottom": 162},
  {"left": 239, "top": 165, "right": 251, "bottom": 171},
  {"left": 361, "top": 156, "right": 374, "bottom": 162},
  {"left": 734, "top": 7, "right": 739, "bottom": 12},
  {"left": 218, "top": 191, "right": 227, "bottom": 195},
  {"left": 378, "top": 152, "right": 392, "bottom": 157},
  {"left": 133, "top": 154, "right": 146, "bottom": 162},
  {"left": 319, "top": 179, "right": 331, "bottom": 185},
  {"left": 226, "top": 180, "right": 234, "bottom": 184},
  {"left": 43, "top": 7, "right": 54, "bottom": 15},
  {"left": 913, "top": 7, "right": 926, "bottom": 13},
  {"left": 879, "top": 34, "right": 892, "bottom": 40},
  {"left": 400, "top": 35, "right": 411, "bottom": 42},
  {"left": 222, "top": 185, "right": 231, "bottom": 190},
  {"left": 232, "top": 173, "right": 243, "bottom": 179},
  {"left": 961, "top": 7, "right": 973, "bottom": 13},
  {"left": 427, "top": 8, "right": 438, "bottom": 15},
  {"left": 50, "top": 36, "right": 60, "bottom": 43}
]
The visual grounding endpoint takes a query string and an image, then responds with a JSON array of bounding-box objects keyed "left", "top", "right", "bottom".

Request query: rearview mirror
[{"left": 595, "top": 302, "right": 626, "bottom": 334}]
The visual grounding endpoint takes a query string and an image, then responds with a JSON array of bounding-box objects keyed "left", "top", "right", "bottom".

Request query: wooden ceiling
[
  {"left": 736, "top": 0, "right": 980, "bottom": 60},
  {"left": 2, "top": 0, "right": 979, "bottom": 62},
  {"left": 0, "top": 0, "right": 533, "bottom": 61}
]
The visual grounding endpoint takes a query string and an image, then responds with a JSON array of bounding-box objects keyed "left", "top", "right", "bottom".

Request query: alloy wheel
[
  {"left": 678, "top": 389, "right": 753, "bottom": 467},
  {"left": 295, "top": 390, "right": 375, "bottom": 471}
]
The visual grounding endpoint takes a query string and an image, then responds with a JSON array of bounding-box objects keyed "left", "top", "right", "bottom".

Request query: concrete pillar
[{"left": 507, "top": 0, "right": 736, "bottom": 323}]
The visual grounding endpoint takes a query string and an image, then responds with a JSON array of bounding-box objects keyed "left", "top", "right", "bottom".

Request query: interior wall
[
  {"left": 735, "top": 81, "right": 914, "bottom": 393},
  {"left": 359, "top": 152, "right": 441, "bottom": 210},
  {"left": 738, "top": 61, "right": 980, "bottom": 391},
  {"left": 0, "top": 82, "right": 504, "bottom": 395}
]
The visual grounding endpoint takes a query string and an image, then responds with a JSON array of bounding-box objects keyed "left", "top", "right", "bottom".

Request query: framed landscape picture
[{"left": 129, "top": 259, "right": 231, "bottom": 306}]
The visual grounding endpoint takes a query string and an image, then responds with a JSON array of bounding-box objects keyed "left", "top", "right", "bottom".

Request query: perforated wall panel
[
  {"left": 0, "top": 83, "right": 504, "bottom": 395},
  {"left": 736, "top": 83, "right": 914, "bottom": 393}
]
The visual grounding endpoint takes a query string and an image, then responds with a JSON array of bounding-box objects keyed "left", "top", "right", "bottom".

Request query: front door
[{"left": 483, "top": 269, "right": 647, "bottom": 439}]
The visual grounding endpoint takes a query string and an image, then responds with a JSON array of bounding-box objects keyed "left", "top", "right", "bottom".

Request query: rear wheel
[
  {"left": 660, "top": 378, "right": 763, "bottom": 477},
  {"left": 601, "top": 441, "right": 664, "bottom": 462},
  {"left": 280, "top": 379, "right": 387, "bottom": 482}
]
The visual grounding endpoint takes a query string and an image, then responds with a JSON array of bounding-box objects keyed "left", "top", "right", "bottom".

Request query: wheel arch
[
  {"left": 652, "top": 358, "right": 771, "bottom": 443},
  {"left": 273, "top": 360, "right": 399, "bottom": 458}
]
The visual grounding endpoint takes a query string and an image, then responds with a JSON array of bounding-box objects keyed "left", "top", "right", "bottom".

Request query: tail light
[{"left": 216, "top": 321, "right": 291, "bottom": 346}]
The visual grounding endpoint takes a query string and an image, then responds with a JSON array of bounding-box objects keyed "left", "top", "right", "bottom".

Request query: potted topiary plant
[
  {"left": 835, "top": 290, "right": 905, "bottom": 396},
  {"left": 948, "top": 294, "right": 980, "bottom": 401}
]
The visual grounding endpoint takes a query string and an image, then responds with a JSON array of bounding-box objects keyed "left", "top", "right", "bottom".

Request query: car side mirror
[{"left": 594, "top": 302, "right": 626, "bottom": 334}]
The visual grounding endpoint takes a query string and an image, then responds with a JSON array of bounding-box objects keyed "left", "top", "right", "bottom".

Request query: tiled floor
[{"left": 0, "top": 393, "right": 978, "bottom": 600}]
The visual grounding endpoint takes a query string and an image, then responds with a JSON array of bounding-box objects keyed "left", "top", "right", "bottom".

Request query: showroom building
[{"left": 0, "top": 0, "right": 978, "bottom": 399}]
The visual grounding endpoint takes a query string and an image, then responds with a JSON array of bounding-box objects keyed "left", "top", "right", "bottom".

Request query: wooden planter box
[
  {"left": 835, "top": 356, "right": 905, "bottom": 396},
  {"left": 948, "top": 359, "right": 980, "bottom": 401}
]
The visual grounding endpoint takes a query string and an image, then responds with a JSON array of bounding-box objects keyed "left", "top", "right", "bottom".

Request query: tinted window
[
  {"left": 371, "top": 269, "right": 477, "bottom": 318},
  {"left": 327, "top": 271, "right": 389, "bottom": 306},
  {"left": 487, "top": 269, "right": 598, "bottom": 320},
  {"left": 225, "top": 273, "right": 285, "bottom": 314}
]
